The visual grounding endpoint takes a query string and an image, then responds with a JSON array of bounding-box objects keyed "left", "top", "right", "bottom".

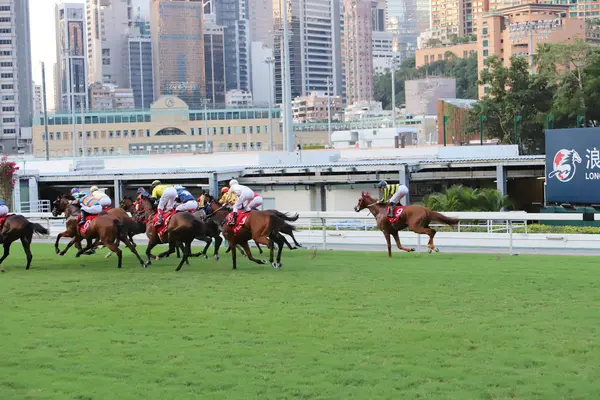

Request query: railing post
[
  {"left": 417, "top": 234, "right": 421, "bottom": 252},
  {"left": 321, "top": 217, "right": 327, "bottom": 250},
  {"left": 508, "top": 220, "right": 513, "bottom": 255}
]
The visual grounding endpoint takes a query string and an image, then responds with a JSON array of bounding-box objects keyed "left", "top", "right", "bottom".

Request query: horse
[
  {"left": 135, "top": 195, "right": 212, "bottom": 271},
  {"left": 354, "top": 192, "right": 459, "bottom": 256},
  {"left": 207, "top": 200, "right": 289, "bottom": 270},
  {"left": 0, "top": 215, "right": 49, "bottom": 272},
  {"left": 52, "top": 195, "right": 140, "bottom": 256},
  {"left": 203, "top": 197, "right": 300, "bottom": 255}
]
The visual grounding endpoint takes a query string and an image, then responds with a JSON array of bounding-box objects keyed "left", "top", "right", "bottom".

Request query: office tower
[
  {"left": 128, "top": 31, "right": 155, "bottom": 109},
  {"left": 0, "top": 0, "right": 33, "bottom": 153},
  {"left": 55, "top": 2, "right": 88, "bottom": 113},
  {"left": 387, "top": 0, "right": 419, "bottom": 59},
  {"left": 204, "top": 24, "right": 226, "bottom": 104},
  {"left": 248, "top": 0, "right": 274, "bottom": 47},
  {"left": 86, "top": 0, "right": 132, "bottom": 88},
  {"left": 372, "top": 0, "right": 386, "bottom": 31},
  {"left": 150, "top": 0, "right": 206, "bottom": 108},
  {"left": 344, "top": 0, "right": 374, "bottom": 105},
  {"left": 215, "top": 0, "right": 250, "bottom": 91},
  {"left": 33, "top": 83, "right": 42, "bottom": 121}
]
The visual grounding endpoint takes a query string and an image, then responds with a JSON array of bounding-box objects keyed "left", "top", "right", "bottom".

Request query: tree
[
  {"left": 470, "top": 56, "right": 553, "bottom": 154},
  {"left": 424, "top": 185, "right": 512, "bottom": 212}
]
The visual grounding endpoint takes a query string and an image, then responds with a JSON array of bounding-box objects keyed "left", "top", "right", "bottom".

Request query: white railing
[
  {"left": 20, "top": 200, "right": 52, "bottom": 213},
  {"left": 19, "top": 211, "right": 598, "bottom": 255}
]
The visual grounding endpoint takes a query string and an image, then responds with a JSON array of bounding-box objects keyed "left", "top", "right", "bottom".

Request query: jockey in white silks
[
  {"left": 228, "top": 179, "right": 255, "bottom": 224},
  {"left": 90, "top": 185, "right": 112, "bottom": 208}
]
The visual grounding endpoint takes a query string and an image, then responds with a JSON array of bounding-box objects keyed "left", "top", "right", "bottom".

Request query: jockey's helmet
[
  {"left": 221, "top": 187, "right": 229, "bottom": 194},
  {"left": 90, "top": 185, "right": 99, "bottom": 192},
  {"left": 229, "top": 179, "right": 239, "bottom": 187},
  {"left": 151, "top": 180, "right": 161, "bottom": 187},
  {"left": 136, "top": 187, "right": 145, "bottom": 195},
  {"left": 71, "top": 188, "right": 80, "bottom": 195},
  {"left": 377, "top": 180, "right": 387, "bottom": 188}
]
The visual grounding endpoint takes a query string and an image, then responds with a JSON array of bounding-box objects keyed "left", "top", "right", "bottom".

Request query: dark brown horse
[
  {"left": 0, "top": 215, "right": 49, "bottom": 272},
  {"left": 212, "top": 201, "right": 288, "bottom": 270},
  {"left": 354, "top": 192, "right": 459, "bottom": 256},
  {"left": 135, "top": 195, "right": 211, "bottom": 271}
]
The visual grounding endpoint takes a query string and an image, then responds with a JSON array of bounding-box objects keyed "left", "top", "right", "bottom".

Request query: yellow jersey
[
  {"left": 151, "top": 184, "right": 172, "bottom": 199},
  {"left": 381, "top": 184, "right": 399, "bottom": 202},
  {"left": 219, "top": 191, "right": 238, "bottom": 205}
]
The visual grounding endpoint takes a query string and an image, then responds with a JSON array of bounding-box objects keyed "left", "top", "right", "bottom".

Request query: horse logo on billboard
[{"left": 548, "top": 149, "right": 582, "bottom": 183}]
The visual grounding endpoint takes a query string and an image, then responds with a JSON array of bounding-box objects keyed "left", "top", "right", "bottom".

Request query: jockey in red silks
[
  {"left": 247, "top": 192, "right": 263, "bottom": 210},
  {"left": 228, "top": 179, "right": 255, "bottom": 224}
]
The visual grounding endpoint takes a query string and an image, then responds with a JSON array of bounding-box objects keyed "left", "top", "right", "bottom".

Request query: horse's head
[
  {"left": 52, "top": 195, "right": 74, "bottom": 217},
  {"left": 354, "top": 191, "right": 376, "bottom": 212},
  {"left": 119, "top": 196, "right": 135, "bottom": 212},
  {"left": 51, "top": 196, "right": 62, "bottom": 217}
]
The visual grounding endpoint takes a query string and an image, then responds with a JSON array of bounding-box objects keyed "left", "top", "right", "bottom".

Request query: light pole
[
  {"left": 265, "top": 56, "right": 276, "bottom": 151},
  {"left": 327, "top": 76, "right": 332, "bottom": 148},
  {"left": 281, "top": 0, "right": 294, "bottom": 151},
  {"left": 201, "top": 98, "right": 210, "bottom": 153},
  {"left": 390, "top": 57, "right": 399, "bottom": 128},
  {"left": 65, "top": 48, "right": 77, "bottom": 158},
  {"left": 80, "top": 94, "right": 86, "bottom": 157},
  {"left": 41, "top": 62, "right": 50, "bottom": 160}
]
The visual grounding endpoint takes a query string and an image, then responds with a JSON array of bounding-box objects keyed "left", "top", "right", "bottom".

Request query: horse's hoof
[
  {"left": 54, "top": 249, "right": 60, "bottom": 254},
  {"left": 434, "top": 248, "right": 440, "bottom": 253},
  {"left": 410, "top": 248, "right": 416, "bottom": 252},
  {"left": 0, "top": 268, "right": 5, "bottom": 273},
  {"left": 214, "top": 255, "right": 220, "bottom": 261},
  {"left": 203, "top": 254, "right": 209, "bottom": 260},
  {"left": 154, "top": 256, "right": 160, "bottom": 261},
  {"left": 260, "top": 260, "right": 267, "bottom": 265},
  {"left": 144, "top": 261, "right": 152, "bottom": 267}
]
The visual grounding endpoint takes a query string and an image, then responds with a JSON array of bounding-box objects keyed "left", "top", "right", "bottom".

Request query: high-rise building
[
  {"left": 33, "top": 83, "right": 42, "bottom": 121},
  {"left": 248, "top": 0, "right": 274, "bottom": 47},
  {"left": 55, "top": 2, "right": 88, "bottom": 113},
  {"left": 204, "top": 24, "right": 226, "bottom": 104},
  {"left": 215, "top": 0, "right": 250, "bottom": 92},
  {"left": 372, "top": 31, "right": 399, "bottom": 75},
  {"left": 372, "top": 0, "right": 386, "bottom": 32},
  {"left": 89, "top": 82, "right": 135, "bottom": 111},
  {"left": 128, "top": 33, "right": 154, "bottom": 109},
  {"left": 272, "top": 0, "right": 302, "bottom": 103},
  {"left": 344, "top": 0, "right": 374, "bottom": 105},
  {"left": 272, "top": 0, "right": 344, "bottom": 103},
  {"left": 250, "top": 41, "right": 274, "bottom": 105},
  {"left": 0, "top": 0, "right": 33, "bottom": 153},
  {"left": 86, "top": 0, "right": 132, "bottom": 89},
  {"left": 387, "top": 0, "right": 419, "bottom": 59},
  {"left": 150, "top": 0, "right": 206, "bottom": 108}
]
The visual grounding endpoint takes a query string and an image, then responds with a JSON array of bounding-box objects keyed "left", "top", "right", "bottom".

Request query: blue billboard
[{"left": 546, "top": 128, "right": 600, "bottom": 204}]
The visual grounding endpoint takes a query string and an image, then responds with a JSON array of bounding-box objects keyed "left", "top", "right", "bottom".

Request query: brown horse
[
  {"left": 211, "top": 200, "right": 288, "bottom": 270},
  {"left": 136, "top": 195, "right": 211, "bottom": 271},
  {"left": 52, "top": 195, "right": 140, "bottom": 255},
  {"left": 0, "top": 215, "right": 49, "bottom": 272},
  {"left": 354, "top": 192, "right": 459, "bottom": 256}
]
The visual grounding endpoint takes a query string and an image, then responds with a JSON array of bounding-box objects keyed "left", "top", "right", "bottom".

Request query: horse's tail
[
  {"left": 30, "top": 222, "right": 49, "bottom": 236},
  {"left": 271, "top": 210, "right": 300, "bottom": 222},
  {"left": 113, "top": 219, "right": 123, "bottom": 245},
  {"left": 282, "top": 221, "right": 298, "bottom": 232},
  {"left": 428, "top": 210, "right": 459, "bottom": 227},
  {"left": 269, "top": 214, "right": 288, "bottom": 235}
]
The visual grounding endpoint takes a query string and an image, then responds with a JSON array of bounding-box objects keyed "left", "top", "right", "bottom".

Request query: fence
[{"left": 21, "top": 211, "right": 600, "bottom": 255}]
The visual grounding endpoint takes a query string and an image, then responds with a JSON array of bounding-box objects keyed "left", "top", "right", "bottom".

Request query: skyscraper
[
  {"left": 247, "top": 0, "right": 274, "bottom": 47},
  {"left": 215, "top": 0, "right": 250, "bottom": 92},
  {"left": 86, "top": 0, "right": 132, "bottom": 88},
  {"left": 204, "top": 24, "right": 226, "bottom": 104},
  {"left": 0, "top": 0, "right": 33, "bottom": 153},
  {"left": 150, "top": 0, "right": 206, "bottom": 108},
  {"left": 55, "top": 2, "right": 88, "bottom": 113},
  {"left": 344, "top": 0, "right": 374, "bottom": 105},
  {"left": 128, "top": 31, "right": 155, "bottom": 109},
  {"left": 387, "top": 0, "right": 419, "bottom": 59}
]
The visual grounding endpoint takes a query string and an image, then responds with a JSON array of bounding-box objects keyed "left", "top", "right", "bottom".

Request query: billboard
[{"left": 546, "top": 128, "right": 600, "bottom": 204}]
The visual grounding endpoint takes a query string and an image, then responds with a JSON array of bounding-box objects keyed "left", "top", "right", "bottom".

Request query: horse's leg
[
  {"left": 410, "top": 226, "right": 438, "bottom": 253},
  {"left": 0, "top": 240, "right": 12, "bottom": 271},
  {"left": 21, "top": 234, "right": 33, "bottom": 270},
  {"left": 275, "top": 235, "right": 284, "bottom": 269},
  {"left": 54, "top": 231, "right": 67, "bottom": 254},
  {"left": 391, "top": 231, "right": 415, "bottom": 252},
  {"left": 383, "top": 231, "right": 392, "bottom": 258},
  {"left": 121, "top": 235, "right": 146, "bottom": 267},
  {"left": 105, "top": 241, "right": 123, "bottom": 268},
  {"left": 190, "top": 237, "right": 211, "bottom": 259},
  {"left": 255, "top": 241, "right": 263, "bottom": 254},
  {"left": 280, "top": 234, "right": 295, "bottom": 250},
  {"left": 145, "top": 242, "right": 158, "bottom": 267},
  {"left": 213, "top": 234, "right": 223, "bottom": 261},
  {"left": 230, "top": 239, "right": 237, "bottom": 270},
  {"left": 175, "top": 240, "right": 192, "bottom": 272},
  {"left": 240, "top": 242, "right": 267, "bottom": 265},
  {"left": 59, "top": 237, "right": 79, "bottom": 256},
  {"left": 289, "top": 231, "right": 302, "bottom": 248},
  {"left": 156, "top": 243, "right": 176, "bottom": 259},
  {"left": 75, "top": 238, "right": 95, "bottom": 258}
]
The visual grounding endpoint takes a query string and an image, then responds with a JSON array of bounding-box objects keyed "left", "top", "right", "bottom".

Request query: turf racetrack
[{"left": 1, "top": 244, "right": 599, "bottom": 399}]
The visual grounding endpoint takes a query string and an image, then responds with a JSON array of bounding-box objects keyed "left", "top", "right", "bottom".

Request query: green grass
[{"left": 1, "top": 244, "right": 600, "bottom": 399}]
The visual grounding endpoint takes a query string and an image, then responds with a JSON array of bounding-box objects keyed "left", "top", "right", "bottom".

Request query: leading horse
[{"left": 354, "top": 192, "right": 459, "bottom": 256}]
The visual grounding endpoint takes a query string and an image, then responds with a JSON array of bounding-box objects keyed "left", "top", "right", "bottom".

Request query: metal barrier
[
  {"left": 20, "top": 211, "right": 597, "bottom": 254},
  {"left": 19, "top": 200, "right": 51, "bottom": 213}
]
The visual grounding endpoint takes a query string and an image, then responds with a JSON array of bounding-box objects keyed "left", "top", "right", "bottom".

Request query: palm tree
[{"left": 424, "top": 185, "right": 512, "bottom": 212}]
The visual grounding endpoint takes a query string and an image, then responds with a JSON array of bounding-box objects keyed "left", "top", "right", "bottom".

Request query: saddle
[
  {"left": 78, "top": 214, "right": 99, "bottom": 235},
  {"left": 153, "top": 210, "right": 177, "bottom": 241},
  {"left": 226, "top": 211, "right": 251, "bottom": 234},
  {"left": 0, "top": 214, "right": 13, "bottom": 231},
  {"left": 386, "top": 205, "right": 405, "bottom": 224}
]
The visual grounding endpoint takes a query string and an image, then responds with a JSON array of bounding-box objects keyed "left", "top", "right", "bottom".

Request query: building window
[
  {"left": 93, "top": 131, "right": 98, "bottom": 139},
  {"left": 2, "top": 117, "right": 15, "bottom": 123},
  {"left": 482, "top": 27, "right": 488, "bottom": 35},
  {"left": 242, "top": 126, "right": 246, "bottom": 134},
  {"left": 0, "top": 62, "right": 12, "bottom": 67},
  {"left": 227, "top": 127, "right": 231, "bottom": 135},
  {"left": 3, "top": 128, "right": 16, "bottom": 134},
  {"left": 220, "top": 127, "right": 224, "bottom": 135},
  {"left": 212, "top": 127, "right": 216, "bottom": 135},
  {"left": 483, "top": 40, "right": 489, "bottom": 47},
  {"left": 0, "top": 84, "right": 13, "bottom": 90},
  {"left": 249, "top": 126, "right": 253, "bottom": 134},
  {"left": 256, "top": 126, "right": 260, "bottom": 134},
  {"left": 146, "top": 129, "right": 150, "bottom": 137},
  {"left": 116, "top": 130, "right": 121, "bottom": 137},
  {"left": 0, "top": 6, "right": 11, "bottom": 11},
  {"left": 49, "top": 133, "right": 54, "bottom": 140},
  {"left": 56, "top": 132, "right": 61, "bottom": 140},
  {"left": 0, "top": 40, "right": 12, "bottom": 45},
  {"left": 2, "top": 106, "right": 14, "bottom": 112},
  {"left": 483, "top": 50, "right": 489, "bottom": 57},
  {"left": 124, "top": 129, "right": 129, "bottom": 137},
  {"left": 198, "top": 128, "right": 202, "bottom": 136},
  {"left": 109, "top": 130, "right": 114, "bottom": 138},
  {"left": 191, "top": 128, "right": 195, "bottom": 136},
  {"left": 256, "top": 142, "right": 262, "bottom": 151},
  {"left": 131, "top": 129, "right": 136, "bottom": 137},
  {"left": 0, "top": 29, "right": 11, "bottom": 34}
]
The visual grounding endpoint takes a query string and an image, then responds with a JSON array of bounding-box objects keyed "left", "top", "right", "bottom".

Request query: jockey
[
  {"left": 197, "top": 190, "right": 206, "bottom": 208},
  {"left": 377, "top": 180, "right": 409, "bottom": 218},
  {"left": 0, "top": 199, "right": 8, "bottom": 217},
  {"left": 90, "top": 185, "right": 112, "bottom": 208},
  {"left": 71, "top": 192, "right": 102, "bottom": 225},
  {"left": 71, "top": 188, "right": 80, "bottom": 197},
  {"left": 151, "top": 180, "right": 177, "bottom": 227},
  {"left": 219, "top": 187, "right": 238, "bottom": 208},
  {"left": 174, "top": 185, "right": 198, "bottom": 212},
  {"left": 246, "top": 192, "right": 264, "bottom": 210},
  {"left": 228, "top": 179, "right": 254, "bottom": 224}
]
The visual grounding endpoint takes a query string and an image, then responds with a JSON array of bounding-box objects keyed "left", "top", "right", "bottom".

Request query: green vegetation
[
  {"left": 373, "top": 54, "right": 478, "bottom": 110},
  {"left": 2, "top": 245, "right": 600, "bottom": 399},
  {"left": 424, "top": 185, "right": 512, "bottom": 212}
]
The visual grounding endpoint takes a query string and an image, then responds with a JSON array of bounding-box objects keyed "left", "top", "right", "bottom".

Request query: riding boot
[
  {"left": 79, "top": 210, "right": 88, "bottom": 226},
  {"left": 388, "top": 202, "right": 396, "bottom": 218},
  {"left": 155, "top": 210, "right": 164, "bottom": 227},
  {"left": 230, "top": 211, "right": 237, "bottom": 226}
]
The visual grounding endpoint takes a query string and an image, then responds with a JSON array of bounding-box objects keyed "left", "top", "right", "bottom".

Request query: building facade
[
  {"left": 372, "top": 30, "right": 399, "bottom": 75},
  {"left": 55, "top": 2, "right": 88, "bottom": 113},
  {"left": 204, "top": 23, "right": 226, "bottom": 105},
  {"left": 150, "top": 0, "right": 206, "bottom": 109},
  {"left": 0, "top": 0, "right": 33, "bottom": 153},
  {"left": 405, "top": 78, "right": 457, "bottom": 115},
  {"left": 215, "top": 0, "right": 250, "bottom": 92},
  {"left": 32, "top": 96, "right": 282, "bottom": 157},
  {"left": 86, "top": 0, "right": 132, "bottom": 89},
  {"left": 415, "top": 41, "right": 477, "bottom": 67},
  {"left": 292, "top": 93, "right": 342, "bottom": 123},
  {"left": 250, "top": 41, "right": 274, "bottom": 106},
  {"left": 128, "top": 34, "right": 155, "bottom": 109},
  {"left": 387, "top": 0, "right": 419, "bottom": 59},
  {"left": 89, "top": 83, "right": 135, "bottom": 112},
  {"left": 344, "top": 0, "right": 375, "bottom": 105},
  {"left": 33, "top": 83, "right": 42, "bottom": 121}
]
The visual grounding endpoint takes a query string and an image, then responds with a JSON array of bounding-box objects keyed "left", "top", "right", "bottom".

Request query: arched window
[{"left": 155, "top": 127, "right": 187, "bottom": 136}]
